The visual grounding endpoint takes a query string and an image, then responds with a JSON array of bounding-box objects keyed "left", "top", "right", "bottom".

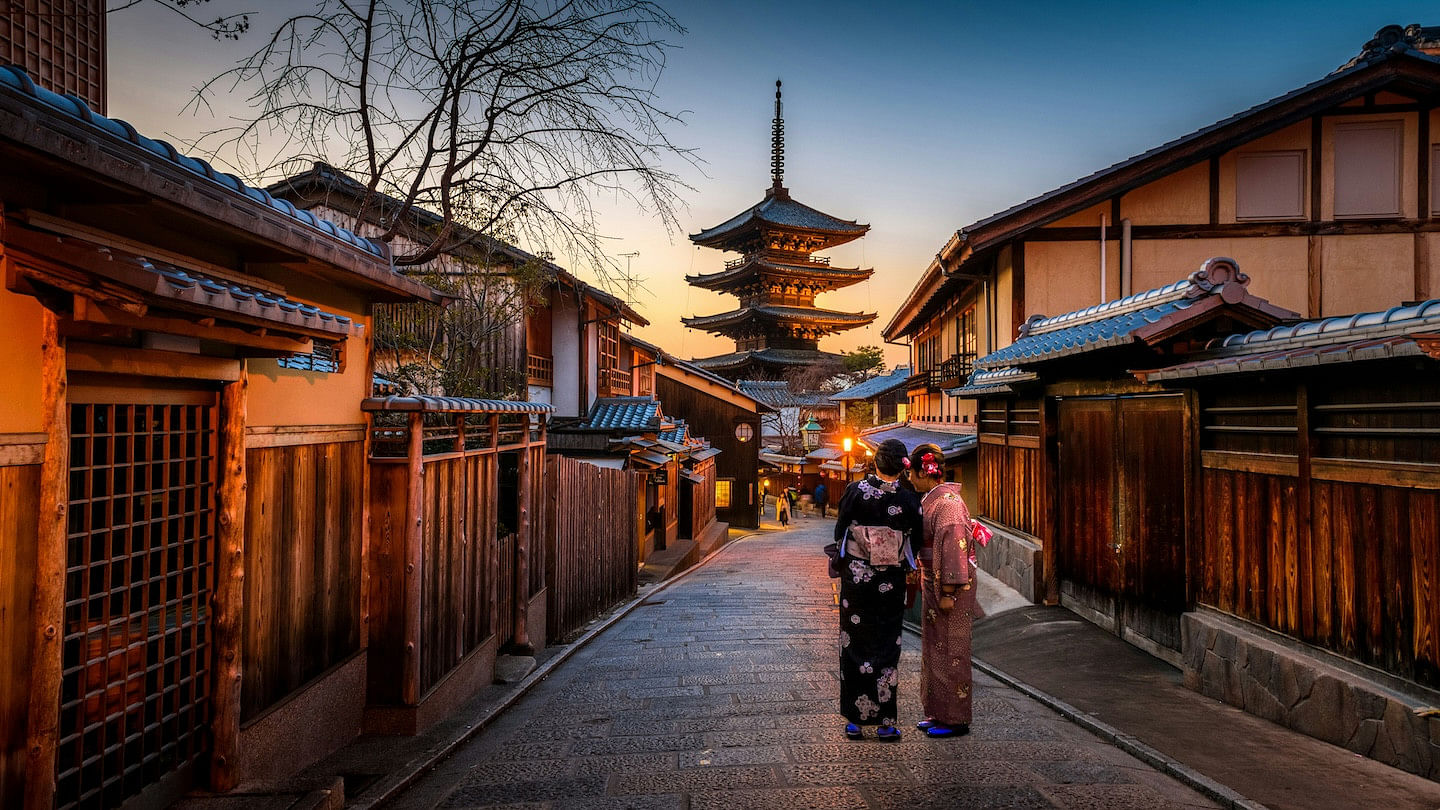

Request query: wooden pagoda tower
[{"left": 684, "top": 81, "right": 876, "bottom": 379}]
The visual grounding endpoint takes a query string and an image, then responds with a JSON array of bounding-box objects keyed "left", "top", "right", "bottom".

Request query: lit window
[
  {"left": 1235, "top": 150, "right": 1305, "bottom": 220},
  {"left": 715, "top": 479, "right": 733, "bottom": 508},
  {"left": 1333, "top": 120, "right": 1402, "bottom": 218},
  {"left": 734, "top": 423, "right": 754, "bottom": 442}
]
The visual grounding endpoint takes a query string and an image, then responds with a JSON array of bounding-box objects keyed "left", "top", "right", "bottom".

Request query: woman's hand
[{"left": 939, "top": 587, "right": 957, "bottom": 611}]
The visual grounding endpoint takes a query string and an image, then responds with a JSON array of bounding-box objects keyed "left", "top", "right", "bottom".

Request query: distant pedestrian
[
  {"left": 786, "top": 486, "right": 799, "bottom": 518},
  {"left": 814, "top": 482, "right": 829, "bottom": 518},
  {"left": 908, "top": 443, "right": 987, "bottom": 738},
  {"left": 777, "top": 489, "right": 790, "bottom": 526},
  {"left": 824, "top": 438, "right": 921, "bottom": 741}
]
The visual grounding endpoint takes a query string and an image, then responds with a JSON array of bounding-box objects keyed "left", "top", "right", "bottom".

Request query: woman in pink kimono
[{"left": 907, "top": 443, "right": 980, "bottom": 738}]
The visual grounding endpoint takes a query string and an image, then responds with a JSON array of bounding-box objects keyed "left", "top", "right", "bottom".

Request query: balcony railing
[
  {"left": 939, "top": 353, "right": 975, "bottom": 388},
  {"left": 527, "top": 354, "right": 553, "bottom": 386},
  {"left": 724, "top": 253, "right": 833, "bottom": 270},
  {"left": 603, "top": 366, "right": 632, "bottom": 396}
]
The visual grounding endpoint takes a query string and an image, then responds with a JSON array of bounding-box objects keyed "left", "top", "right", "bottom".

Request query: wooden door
[
  {"left": 1058, "top": 398, "right": 1121, "bottom": 594},
  {"left": 1118, "top": 397, "right": 1188, "bottom": 614}
]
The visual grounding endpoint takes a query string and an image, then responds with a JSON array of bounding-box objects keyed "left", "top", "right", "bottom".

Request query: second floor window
[{"left": 598, "top": 321, "right": 619, "bottom": 372}]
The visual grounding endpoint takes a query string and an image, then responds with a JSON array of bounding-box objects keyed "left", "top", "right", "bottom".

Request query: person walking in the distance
[
  {"left": 824, "top": 438, "right": 922, "bottom": 741},
  {"left": 777, "top": 485, "right": 790, "bottom": 527},
  {"left": 813, "top": 481, "right": 828, "bottom": 518},
  {"left": 907, "top": 443, "right": 986, "bottom": 737}
]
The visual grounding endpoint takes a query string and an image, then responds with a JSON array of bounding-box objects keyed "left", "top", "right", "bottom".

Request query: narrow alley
[{"left": 387, "top": 523, "right": 1220, "bottom": 810}]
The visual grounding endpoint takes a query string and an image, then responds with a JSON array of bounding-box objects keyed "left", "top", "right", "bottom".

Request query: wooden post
[
  {"left": 402, "top": 411, "right": 424, "bottom": 705},
  {"left": 210, "top": 367, "right": 248, "bottom": 791},
  {"left": 513, "top": 429, "right": 532, "bottom": 653},
  {"left": 24, "top": 310, "right": 65, "bottom": 810}
]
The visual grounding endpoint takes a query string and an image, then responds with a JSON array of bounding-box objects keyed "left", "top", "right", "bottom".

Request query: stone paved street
[{"left": 388, "top": 522, "right": 1221, "bottom": 809}]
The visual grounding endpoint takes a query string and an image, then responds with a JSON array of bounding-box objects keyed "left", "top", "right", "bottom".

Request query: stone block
[
  {"left": 1242, "top": 674, "right": 1285, "bottom": 723},
  {"left": 1198, "top": 650, "right": 1228, "bottom": 702},
  {"left": 1291, "top": 675, "right": 1345, "bottom": 744}
]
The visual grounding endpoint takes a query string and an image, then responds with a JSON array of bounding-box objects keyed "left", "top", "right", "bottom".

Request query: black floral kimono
[{"left": 827, "top": 474, "right": 923, "bottom": 727}]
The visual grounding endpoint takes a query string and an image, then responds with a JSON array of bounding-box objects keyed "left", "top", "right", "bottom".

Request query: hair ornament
[{"left": 900, "top": 456, "right": 911, "bottom": 468}]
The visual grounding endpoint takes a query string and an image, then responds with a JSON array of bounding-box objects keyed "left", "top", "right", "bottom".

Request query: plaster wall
[
  {"left": 996, "top": 248, "right": 1015, "bottom": 348},
  {"left": 1048, "top": 200, "right": 1111, "bottom": 228},
  {"left": 1023, "top": 240, "right": 1120, "bottom": 319},
  {"left": 0, "top": 286, "right": 44, "bottom": 433},
  {"left": 1320, "top": 233, "right": 1415, "bottom": 315},
  {"left": 1130, "top": 237, "right": 1309, "bottom": 314},
  {"left": 551, "top": 295, "right": 581, "bottom": 417},
  {"left": 245, "top": 279, "right": 372, "bottom": 428},
  {"left": 1119, "top": 162, "right": 1209, "bottom": 225}
]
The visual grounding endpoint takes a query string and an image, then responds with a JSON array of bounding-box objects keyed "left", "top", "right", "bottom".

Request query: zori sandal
[
  {"left": 844, "top": 723, "right": 864, "bottom": 740},
  {"left": 876, "top": 725, "right": 901, "bottom": 742}
]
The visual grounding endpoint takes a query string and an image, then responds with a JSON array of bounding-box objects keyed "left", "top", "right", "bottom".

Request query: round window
[{"left": 734, "top": 423, "right": 755, "bottom": 443}]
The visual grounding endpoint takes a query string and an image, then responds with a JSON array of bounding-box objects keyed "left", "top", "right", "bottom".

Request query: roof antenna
[{"left": 770, "top": 79, "right": 786, "bottom": 196}]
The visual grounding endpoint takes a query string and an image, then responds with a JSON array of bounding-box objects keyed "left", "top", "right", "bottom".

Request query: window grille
[
  {"left": 278, "top": 341, "right": 342, "bottom": 373},
  {"left": 59, "top": 400, "right": 216, "bottom": 809}
]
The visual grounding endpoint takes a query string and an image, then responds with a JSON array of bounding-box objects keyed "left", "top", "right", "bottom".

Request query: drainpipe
[
  {"left": 1099, "top": 213, "right": 1108, "bottom": 302},
  {"left": 1121, "top": 218, "right": 1133, "bottom": 297}
]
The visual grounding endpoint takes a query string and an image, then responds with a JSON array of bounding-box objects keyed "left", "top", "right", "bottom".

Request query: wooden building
[
  {"left": 684, "top": 82, "right": 875, "bottom": 379},
  {"left": 829, "top": 366, "right": 913, "bottom": 427},
  {"left": 0, "top": 64, "right": 443, "bottom": 808},
  {"left": 956, "top": 255, "right": 1440, "bottom": 778},
  {"left": 887, "top": 24, "right": 1440, "bottom": 428}
]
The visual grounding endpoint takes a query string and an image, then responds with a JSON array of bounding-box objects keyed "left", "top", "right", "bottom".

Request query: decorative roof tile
[
  {"left": 579, "top": 396, "right": 662, "bottom": 431},
  {"left": 829, "top": 367, "right": 913, "bottom": 401},
  {"left": 690, "top": 193, "right": 868, "bottom": 245},
  {"left": 948, "top": 367, "right": 1040, "bottom": 398}
]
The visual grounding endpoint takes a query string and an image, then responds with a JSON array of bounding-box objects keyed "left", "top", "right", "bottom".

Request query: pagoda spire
[{"left": 770, "top": 80, "right": 785, "bottom": 195}]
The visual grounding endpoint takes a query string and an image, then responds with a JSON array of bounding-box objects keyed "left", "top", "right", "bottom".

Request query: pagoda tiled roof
[
  {"left": 690, "top": 190, "right": 868, "bottom": 248},
  {"left": 685, "top": 256, "right": 872, "bottom": 291},
  {"left": 690, "top": 347, "right": 848, "bottom": 372},
  {"left": 683, "top": 305, "right": 875, "bottom": 333}
]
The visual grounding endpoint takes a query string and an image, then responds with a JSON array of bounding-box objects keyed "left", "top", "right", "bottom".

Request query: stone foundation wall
[
  {"left": 1182, "top": 609, "right": 1440, "bottom": 781},
  {"left": 974, "top": 520, "right": 1039, "bottom": 604}
]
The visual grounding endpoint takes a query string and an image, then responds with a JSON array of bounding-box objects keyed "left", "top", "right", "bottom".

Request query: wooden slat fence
[{"left": 546, "top": 454, "right": 640, "bottom": 641}]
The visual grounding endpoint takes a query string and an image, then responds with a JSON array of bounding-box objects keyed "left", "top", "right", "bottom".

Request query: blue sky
[{"left": 109, "top": 0, "right": 1440, "bottom": 366}]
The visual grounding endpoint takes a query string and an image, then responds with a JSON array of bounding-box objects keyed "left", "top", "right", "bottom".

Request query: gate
[
  {"left": 58, "top": 390, "right": 217, "bottom": 808},
  {"left": 1058, "top": 394, "right": 1190, "bottom": 652}
]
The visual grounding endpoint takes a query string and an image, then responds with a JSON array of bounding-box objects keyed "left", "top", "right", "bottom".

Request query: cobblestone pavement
[{"left": 389, "top": 522, "right": 1221, "bottom": 810}]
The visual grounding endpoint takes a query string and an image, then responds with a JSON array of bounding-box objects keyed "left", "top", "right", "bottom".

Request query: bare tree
[
  {"left": 108, "top": 0, "right": 252, "bottom": 40},
  {"left": 189, "top": 0, "right": 692, "bottom": 286}
]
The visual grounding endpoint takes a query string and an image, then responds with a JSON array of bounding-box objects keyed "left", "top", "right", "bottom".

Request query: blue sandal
[
  {"left": 916, "top": 718, "right": 936, "bottom": 730},
  {"left": 844, "top": 723, "right": 863, "bottom": 740},
  {"left": 925, "top": 723, "right": 970, "bottom": 738},
  {"left": 876, "top": 725, "right": 901, "bottom": 742}
]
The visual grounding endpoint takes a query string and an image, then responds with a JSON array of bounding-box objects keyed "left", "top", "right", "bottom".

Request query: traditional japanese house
[
  {"left": 684, "top": 82, "right": 875, "bottom": 380},
  {"left": 887, "top": 23, "right": 1440, "bottom": 428},
  {"left": 959, "top": 256, "right": 1440, "bottom": 779},
  {"left": 0, "top": 63, "right": 444, "bottom": 809},
  {"left": 830, "top": 366, "right": 913, "bottom": 427}
]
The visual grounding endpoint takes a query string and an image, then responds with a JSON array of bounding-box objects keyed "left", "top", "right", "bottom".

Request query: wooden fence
[
  {"left": 363, "top": 398, "right": 548, "bottom": 711},
  {"left": 546, "top": 454, "right": 640, "bottom": 641}
]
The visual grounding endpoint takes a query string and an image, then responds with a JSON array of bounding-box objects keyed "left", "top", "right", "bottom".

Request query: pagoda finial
[{"left": 770, "top": 79, "right": 785, "bottom": 193}]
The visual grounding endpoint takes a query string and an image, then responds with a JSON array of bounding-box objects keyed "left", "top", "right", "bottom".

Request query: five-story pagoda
[{"left": 684, "top": 81, "right": 875, "bottom": 380}]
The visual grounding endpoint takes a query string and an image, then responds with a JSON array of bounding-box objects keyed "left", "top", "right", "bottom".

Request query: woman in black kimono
[{"left": 825, "top": 438, "right": 923, "bottom": 741}]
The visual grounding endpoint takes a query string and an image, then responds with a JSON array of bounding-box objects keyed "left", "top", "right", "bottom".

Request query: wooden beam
[
  {"left": 513, "top": 444, "right": 533, "bottom": 653},
  {"left": 67, "top": 342, "right": 241, "bottom": 381},
  {"left": 1296, "top": 384, "right": 1315, "bottom": 640},
  {"left": 1307, "top": 235, "right": 1323, "bottom": 318},
  {"left": 245, "top": 424, "right": 366, "bottom": 449},
  {"left": 23, "top": 309, "right": 65, "bottom": 810},
  {"left": 1419, "top": 109, "right": 1431, "bottom": 220},
  {"left": 1310, "top": 116, "right": 1323, "bottom": 221},
  {"left": 1025, "top": 218, "right": 1440, "bottom": 241},
  {"left": 402, "top": 412, "right": 424, "bottom": 706},
  {"left": 0, "top": 433, "right": 46, "bottom": 467},
  {"left": 1208, "top": 157, "right": 1220, "bottom": 225},
  {"left": 1417, "top": 232, "right": 1432, "bottom": 302},
  {"left": 1011, "top": 242, "right": 1025, "bottom": 342},
  {"left": 210, "top": 368, "right": 247, "bottom": 791}
]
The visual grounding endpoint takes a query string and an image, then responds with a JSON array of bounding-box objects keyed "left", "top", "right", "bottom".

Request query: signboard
[{"left": 649, "top": 469, "right": 669, "bottom": 485}]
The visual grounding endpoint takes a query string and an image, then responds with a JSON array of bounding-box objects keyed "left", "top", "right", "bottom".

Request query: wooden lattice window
[
  {"left": 277, "top": 340, "right": 344, "bottom": 373},
  {"left": 598, "top": 321, "right": 619, "bottom": 374},
  {"left": 1200, "top": 387, "right": 1298, "bottom": 456},
  {"left": 715, "top": 479, "right": 733, "bottom": 509},
  {"left": 59, "top": 398, "right": 216, "bottom": 809}
]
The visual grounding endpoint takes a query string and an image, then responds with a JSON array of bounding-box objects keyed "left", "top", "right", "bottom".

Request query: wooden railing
[
  {"left": 527, "top": 353, "right": 554, "bottom": 386},
  {"left": 939, "top": 353, "right": 975, "bottom": 388},
  {"left": 604, "top": 366, "right": 632, "bottom": 396}
]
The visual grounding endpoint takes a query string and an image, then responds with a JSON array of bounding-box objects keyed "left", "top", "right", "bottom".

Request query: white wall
[{"left": 552, "top": 295, "right": 581, "bottom": 417}]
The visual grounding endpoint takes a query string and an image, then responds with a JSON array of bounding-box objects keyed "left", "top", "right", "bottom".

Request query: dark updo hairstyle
[
  {"left": 873, "top": 438, "right": 910, "bottom": 477},
  {"left": 909, "top": 443, "right": 945, "bottom": 481}
]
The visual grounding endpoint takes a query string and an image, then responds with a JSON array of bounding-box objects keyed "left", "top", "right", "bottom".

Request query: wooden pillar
[
  {"left": 23, "top": 310, "right": 65, "bottom": 810},
  {"left": 402, "top": 411, "right": 424, "bottom": 705},
  {"left": 513, "top": 426, "right": 532, "bottom": 653},
  {"left": 486, "top": 415, "right": 499, "bottom": 641},
  {"left": 210, "top": 367, "right": 247, "bottom": 791}
]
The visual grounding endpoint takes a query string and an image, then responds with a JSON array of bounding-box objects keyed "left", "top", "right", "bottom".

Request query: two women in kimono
[{"left": 827, "top": 439, "right": 978, "bottom": 741}]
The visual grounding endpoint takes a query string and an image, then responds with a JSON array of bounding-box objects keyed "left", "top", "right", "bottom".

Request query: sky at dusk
[{"left": 108, "top": 0, "right": 1440, "bottom": 369}]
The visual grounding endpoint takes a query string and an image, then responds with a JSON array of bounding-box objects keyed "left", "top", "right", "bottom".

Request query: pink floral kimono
[{"left": 919, "top": 482, "right": 981, "bottom": 726}]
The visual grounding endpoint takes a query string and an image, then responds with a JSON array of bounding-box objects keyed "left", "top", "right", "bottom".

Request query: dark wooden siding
[
  {"left": 1198, "top": 374, "right": 1440, "bottom": 687},
  {"left": 976, "top": 397, "right": 1045, "bottom": 537},
  {"left": 655, "top": 376, "right": 760, "bottom": 529},
  {"left": 242, "top": 440, "right": 364, "bottom": 721},
  {"left": 686, "top": 459, "right": 717, "bottom": 540},
  {"left": 546, "top": 454, "right": 640, "bottom": 641},
  {"left": 0, "top": 463, "right": 39, "bottom": 809},
  {"left": 1058, "top": 399, "right": 1120, "bottom": 593}
]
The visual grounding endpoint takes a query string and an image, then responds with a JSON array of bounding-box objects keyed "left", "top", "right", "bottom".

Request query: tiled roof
[
  {"left": 0, "top": 67, "right": 385, "bottom": 260},
  {"left": 690, "top": 192, "right": 868, "bottom": 245},
  {"left": 683, "top": 305, "right": 876, "bottom": 331},
  {"left": 686, "top": 258, "right": 871, "bottom": 290},
  {"left": 829, "top": 367, "right": 913, "bottom": 401},
  {"left": 974, "top": 258, "right": 1294, "bottom": 370},
  {"left": 362, "top": 396, "right": 553, "bottom": 413},
  {"left": 859, "top": 425, "right": 977, "bottom": 458},
  {"left": 580, "top": 397, "right": 662, "bottom": 430},
  {"left": 948, "top": 367, "right": 1039, "bottom": 398},
  {"left": 735, "top": 380, "right": 833, "bottom": 409},
  {"left": 1141, "top": 297, "right": 1440, "bottom": 382},
  {"left": 691, "top": 347, "right": 847, "bottom": 371}
]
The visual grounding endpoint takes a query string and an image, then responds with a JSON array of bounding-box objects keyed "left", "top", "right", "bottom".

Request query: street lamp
[
  {"left": 842, "top": 436, "right": 854, "bottom": 483},
  {"left": 801, "top": 416, "right": 822, "bottom": 450}
]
